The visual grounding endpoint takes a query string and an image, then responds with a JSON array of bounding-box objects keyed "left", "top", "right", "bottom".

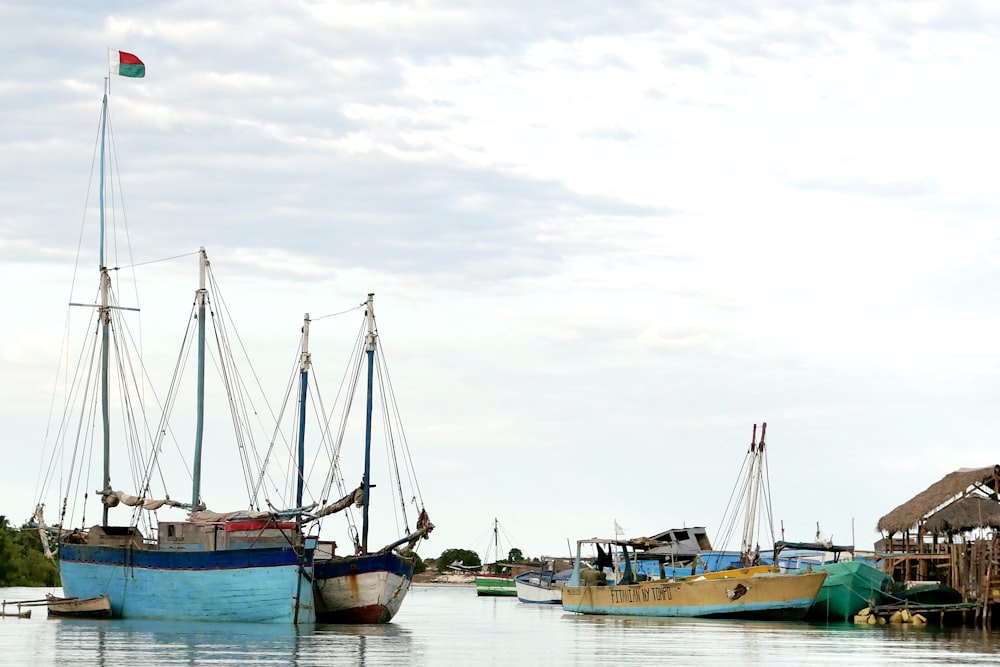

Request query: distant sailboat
[
  {"left": 475, "top": 518, "right": 517, "bottom": 597},
  {"left": 35, "top": 61, "right": 315, "bottom": 623}
]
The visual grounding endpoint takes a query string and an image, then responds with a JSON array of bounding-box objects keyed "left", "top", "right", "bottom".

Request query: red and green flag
[{"left": 117, "top": 51, "right": 145, "bottom": 78}]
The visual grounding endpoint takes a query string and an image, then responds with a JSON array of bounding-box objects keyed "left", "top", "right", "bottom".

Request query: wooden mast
[
  {"left": 361, "top": 293, "right": 376, "bottom": 553},
  {"left": 98, "top": 81, "right": 112, "bottom": 526},
  {"left": 191, "top": 248, "right": 208, "bottom": 509},
  {"left": 296, "top": 313, "right": 311, "bottom": 508}
]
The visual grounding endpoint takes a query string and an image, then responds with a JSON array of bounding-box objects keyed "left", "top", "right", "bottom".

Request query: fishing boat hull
[
  {"left": 562, "top": 571, "right": 827, "bottom": 619},
  {"left": 515, "top": 582, "right": 560, "bottom": 604},
  {"left": 893, "top": 581, "right": 963, "bottom": 605},
  {"left": 803, "top": 561, "right": 891, "bottom": 621},
  {"left": 514, "top": 569, "right": 570, "bottom": 604},
  {"left": 476, "top": 574, "right": 517, "bottom": 597},
  {"left": 59, "top": 543, "right": 315, "bottom": 623},
  {"left": 45, "top": 594, "right": 112, "bottom": 618},
  {"left": 313, "top": 552, "right": 414, "bottom": 623}
]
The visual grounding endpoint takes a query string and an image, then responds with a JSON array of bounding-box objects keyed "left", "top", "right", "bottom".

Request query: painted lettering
[
  {"left": 610, "top": 587, "right": 646, "bottom": 604},
  {"left": 651, "top": 586, "right": 673, "bottom": 601}
]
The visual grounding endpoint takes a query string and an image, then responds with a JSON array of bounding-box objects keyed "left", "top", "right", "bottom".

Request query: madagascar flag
[{"left": 118, "top": 51, "right": 145, "bottom": 78}]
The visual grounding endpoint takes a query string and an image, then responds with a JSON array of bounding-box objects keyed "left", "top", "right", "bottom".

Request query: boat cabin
[
  {"left": 159, "top": 520, "right": 304, "bottom": 551},
  {"left": 65, "top": 520, "right": 306, "bottom": 552},
  {"left": 71, "top": 525, "right": 145, "bottom": 548},
  {"left": 646, "top": 526, "right": 712, "bottom": 560}
]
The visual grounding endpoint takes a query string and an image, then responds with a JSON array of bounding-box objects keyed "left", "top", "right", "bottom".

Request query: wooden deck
[{"left": 876, "top": 537, "right": 1000, "bottom": 627}]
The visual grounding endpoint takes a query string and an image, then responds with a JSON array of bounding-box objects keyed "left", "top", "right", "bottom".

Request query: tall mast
[
  {"left": 191, "top": 247, "right": 208, "bottom": 509},
  {"left": 741, "top": 422, "right": 766, "bottom": 564},
  {"left": 494, "top": 518, "right": 499, "bottom": 570},
  {"left": 361, "top": 293, "right": 376, "bottom": 553},
  {"left": 99, "top": 81, "right": 111, "bottom": 526},
  {"left": 296, "top": 313, "right": 311, "bottom": 508}
]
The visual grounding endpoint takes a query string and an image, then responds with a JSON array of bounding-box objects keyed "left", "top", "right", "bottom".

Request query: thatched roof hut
[
  {"left": 877, "top": 465, "right": 1000, "bottom": 536},
  {"left": 922, "top": 496, "right": 1000, "bottom": 534}
]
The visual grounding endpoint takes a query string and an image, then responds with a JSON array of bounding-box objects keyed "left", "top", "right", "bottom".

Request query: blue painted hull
[
  {"left": 60, "top": 543, "right": 315, "bottom": 623},
  {"left": 516, "top": 594, "right": 561, "bottom": 605}
]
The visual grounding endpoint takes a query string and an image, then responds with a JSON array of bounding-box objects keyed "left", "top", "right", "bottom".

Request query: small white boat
[{"left": 515, "top": 565, "right": 572, "bottom": 604}]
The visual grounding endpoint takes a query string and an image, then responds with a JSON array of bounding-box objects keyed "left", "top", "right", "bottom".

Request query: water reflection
[
  {"left": 4, "top": 586, "right": 1000, "bottom": 666},
  {"left": 51, "top": 617, "right": 418, "bottom": 666},
  {"left": 313, "top": 622, "right": 414, "bottom": 665},
  {"left": 54, "top": 618, "right": 310, "bottom": 666}
]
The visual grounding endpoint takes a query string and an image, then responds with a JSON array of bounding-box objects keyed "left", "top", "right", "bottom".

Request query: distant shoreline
[
  {"left": 412, "top": 581, "right": 475, "bottom": 587},
  {"left": 413, "top": 573, "right": 475, "bottom": 586}
]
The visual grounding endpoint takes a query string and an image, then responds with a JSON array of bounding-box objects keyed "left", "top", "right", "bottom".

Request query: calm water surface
[{"left": 2, "top": 585, "right": 999, "bottom": 665}]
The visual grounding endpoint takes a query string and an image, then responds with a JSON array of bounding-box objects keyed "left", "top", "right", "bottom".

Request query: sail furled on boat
[
  {"left": 313, "top": 485, "right": 365, "bottom": 518},
  {"left": 189, "top": 509, "right": 279, "bottom": 522},
  {"left": 100, "top": 490, "right": 187, "bottom": 511},
  {"left": 33, "top": 505, "right": 54, "bottom": 560},
  {"left": 405, "top": 508, "right": 435, "bottom": 549}
]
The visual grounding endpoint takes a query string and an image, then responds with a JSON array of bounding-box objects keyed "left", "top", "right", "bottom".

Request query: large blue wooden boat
[
  {"left": 37, "top": 60, "right": 315, "bottom": 624},
  {"left": 59, "top": 526, "right": 313, "bottom": 622}
]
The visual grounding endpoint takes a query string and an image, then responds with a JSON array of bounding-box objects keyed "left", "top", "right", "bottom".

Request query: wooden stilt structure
[{"left": 875, "top": 465, "right": 1000, "bottom": 628}]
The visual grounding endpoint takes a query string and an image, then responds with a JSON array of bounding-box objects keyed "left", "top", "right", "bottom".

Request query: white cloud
[{"left": 2, "top": 0, "right": 1000, "bottom": 560}]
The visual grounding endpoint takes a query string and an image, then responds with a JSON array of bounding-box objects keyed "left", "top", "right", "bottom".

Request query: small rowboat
[{"left": 45, "top": 594, "right": 112, "bottom": 618}]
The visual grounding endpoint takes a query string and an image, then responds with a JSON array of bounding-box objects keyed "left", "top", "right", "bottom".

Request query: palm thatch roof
[
  {"left": 922, "top": 496, "right": 1000, "bottom": 534},
  {"left": 877, "top": 465, "right": 1000, "bottom": 535}
]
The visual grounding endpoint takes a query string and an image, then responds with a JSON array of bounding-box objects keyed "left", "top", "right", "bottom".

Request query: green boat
[
  {"left": 475, "top": 573, "right": 517, "bottom": 597},
  {"left": 803, "top": 560, "right": 891, "bottom": 621},
  {"left": 891, "top": 581, "right": 963, "bottom": 605},
  {"left": 475, "top": 518, "right": 519, "bottom": 597},
  {"left": 775, "top": 541, "right": 891, "bottom": 622}
]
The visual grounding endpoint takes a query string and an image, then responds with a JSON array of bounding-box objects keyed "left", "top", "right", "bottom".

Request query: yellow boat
[{"left": 561, "top": 538, "right": 826, "bottom": 620}]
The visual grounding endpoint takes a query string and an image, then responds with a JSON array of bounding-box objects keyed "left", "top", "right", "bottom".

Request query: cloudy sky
[{"left": 3, "top": 1, "right": 1000, "bottom": 561}]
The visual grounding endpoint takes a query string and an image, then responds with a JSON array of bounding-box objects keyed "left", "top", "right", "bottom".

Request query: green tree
[
  {"left": 507, "top": 547, "right": 524, "bottom": 563},
  {"left": 0, "top": 516, "right": 59, "bottom": 587},
  {"left": 437, "top": 548, "right": 481, "bottom": 573}
]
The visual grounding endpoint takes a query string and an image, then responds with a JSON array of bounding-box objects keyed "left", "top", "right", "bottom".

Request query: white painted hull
[
  {"left": 314, "top": 553, "right": 413, "bottom": 623},
  {"left": 315, "top": 569, "right": 409, "bottom": 623},
  {"left": 515, "top": 580, "right": 561, "bottom": 604}
]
